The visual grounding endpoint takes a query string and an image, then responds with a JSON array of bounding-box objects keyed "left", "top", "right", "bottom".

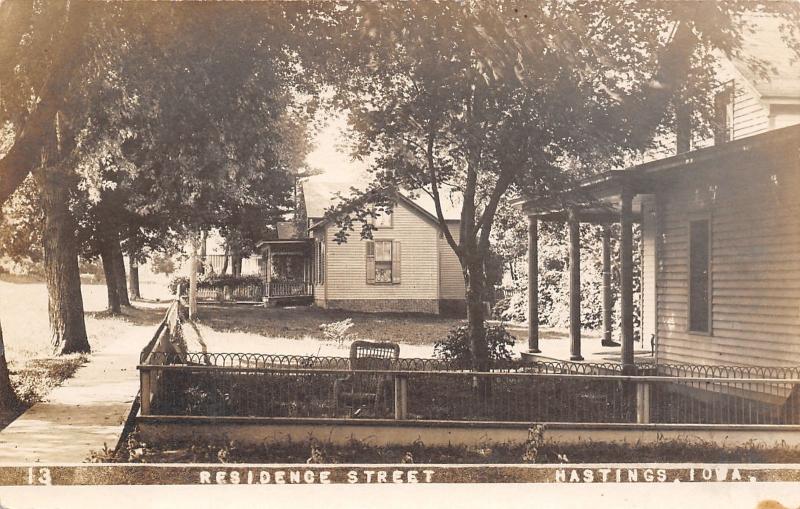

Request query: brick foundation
[{"left": 325, "top": 298, "right": 439, "bottom": 315}]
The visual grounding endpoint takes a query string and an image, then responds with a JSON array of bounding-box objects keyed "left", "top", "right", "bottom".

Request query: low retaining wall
[{"left": 137, "top": 415, "right": 800, "bottom": 448}]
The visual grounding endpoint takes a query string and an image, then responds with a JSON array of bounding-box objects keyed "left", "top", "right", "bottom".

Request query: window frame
[
  {"left": 714, "top": 80, "right": 735, "bottom": 145},
  {"left": 687, "top": 214, "right": 712, "bottom": 336},
  {"left": 373, "top": 239, "right": 393, "bottom": 284}
]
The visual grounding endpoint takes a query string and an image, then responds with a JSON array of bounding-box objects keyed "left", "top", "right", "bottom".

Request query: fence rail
[
  {"left": 138, "top": 351, "right": 800, "bottom": 425},
  {"left": 266, "top": 281, "right": 313, "bottom": 298}
]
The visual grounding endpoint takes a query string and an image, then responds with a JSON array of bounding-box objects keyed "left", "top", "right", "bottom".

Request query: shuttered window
[
  {"left": 689, "top": 219, "right": 711, "bottom": 333},
  {"left": 366, "top": 240, "right": 401, "bottom": 284}
]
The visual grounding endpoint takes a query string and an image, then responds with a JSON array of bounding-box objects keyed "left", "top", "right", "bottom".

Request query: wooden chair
[{"left": 334, "top": 340, "right": 400, "bottom": 417}]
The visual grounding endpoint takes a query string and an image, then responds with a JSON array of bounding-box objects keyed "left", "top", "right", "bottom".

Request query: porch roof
[
  {"left": 255, "top": 239, "right": 314, "bottom": 250},
  {"left": 513, "top": 122, "right": 800, "bottom": 220}
]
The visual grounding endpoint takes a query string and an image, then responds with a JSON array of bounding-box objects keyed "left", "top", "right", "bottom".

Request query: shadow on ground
[{"left": 86, "top": 303, "right": 168, "bottom": 327}]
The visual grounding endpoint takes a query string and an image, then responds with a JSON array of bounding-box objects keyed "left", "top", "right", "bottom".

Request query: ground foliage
[{"left": 105, "top": 431, "right": 800, "bottom": 464}]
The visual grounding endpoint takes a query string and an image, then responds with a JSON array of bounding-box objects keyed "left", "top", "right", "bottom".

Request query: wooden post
[
  {"left": 568, "top": 210, "right": 583, "bottom": 361},
  {"left": 601, "top": 225, "right": 617, "bottom": 347},
  {"left": 527, "top": 216, "right": 540, "bottom": 353},
  {"left": 188, "top": 232, "right": 199, "bottom": 320},
  {"left": 620, "top": 186, "right": 635, "bottom": 373},
  {"left": 394, "top": 375, "right": 408, "bottom": 420},
  {"left": 264, "top": 246, "right": 272, "bottom": 307},
  {"left": 140, "top": 369, "right": 151, "bottom": 416},
  {"left": 636, "top": 382, "right": 651, "bottom": 424}
]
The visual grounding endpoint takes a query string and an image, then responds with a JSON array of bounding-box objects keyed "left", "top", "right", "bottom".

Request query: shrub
[
  {"left": 433, "top": 322, "right": 516, "bottom": 365},
  {"left": 319, "top": 318, "right": 355, "bottom": 346},
  {"left": 168, "top": 274, "right": 264, "bottom": 294}
]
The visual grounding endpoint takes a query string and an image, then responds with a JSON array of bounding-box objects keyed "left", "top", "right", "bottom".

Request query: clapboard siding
[
  {"left": 323, "top": 200, "right": 440, "bottom": 302},
  {"left": 731, "top": 82, "right": 770, "bottom": 139},
  {"left": 439, "top": 224, "right": 465, "bottom": 300},
  {"left": 641, "top": 196, "right": 658, "bottom": 346},
  {"left": 655, "top": 160, "right": 800, "bottom": 367}
]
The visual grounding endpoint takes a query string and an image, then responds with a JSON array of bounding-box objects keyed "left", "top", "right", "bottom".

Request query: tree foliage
[{"left": 321, "top": 0, "right": 799, "bottom": 371}]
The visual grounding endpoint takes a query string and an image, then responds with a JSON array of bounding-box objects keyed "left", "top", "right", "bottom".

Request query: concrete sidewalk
[{"left": 0, "top": 321, "right": 156, "bottom": 463}]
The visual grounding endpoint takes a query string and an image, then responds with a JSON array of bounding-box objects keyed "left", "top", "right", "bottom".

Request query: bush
[
  {"left": 433, "top": 322, "right": 516, "bottom": 365},
  {"left": 168, "top": 274, "right": 264, "bottom": 294},
  {"left": 319, "top": 318, "right": 355, "bottom": 346}
]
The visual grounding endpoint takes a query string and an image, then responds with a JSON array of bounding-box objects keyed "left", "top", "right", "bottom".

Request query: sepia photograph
[{"left": 0, "top": 0, "right": 799, "bottom": 506}]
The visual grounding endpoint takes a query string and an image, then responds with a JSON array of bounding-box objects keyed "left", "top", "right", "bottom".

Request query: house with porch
[
  {"left": 301, "top": 182, "right": 466, "bottom": 316},
  {"left": 515, "top": 16, "right": 800, "bottom": 373}
]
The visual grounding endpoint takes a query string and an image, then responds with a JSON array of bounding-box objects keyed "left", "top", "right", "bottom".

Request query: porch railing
[
  {"left": 138, "top": 351, "right": 800, "bottom": 425},
  {"left": 266, "top": 280, "right": 313, "bottom": 298}
]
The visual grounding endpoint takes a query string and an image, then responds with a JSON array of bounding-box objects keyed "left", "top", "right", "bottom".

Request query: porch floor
[{"left": 521, "top": 337, "right": 654, "bottom": 365}]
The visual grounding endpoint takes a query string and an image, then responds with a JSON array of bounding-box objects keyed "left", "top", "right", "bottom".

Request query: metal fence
[
  {"left": 138, "top": 353, "right": 800, "bottom": 425},
  {"left": 138, "top": 303, "right": 800, "bottom": 425}
]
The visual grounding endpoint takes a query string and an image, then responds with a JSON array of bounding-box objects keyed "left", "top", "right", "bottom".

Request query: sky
[{"left": 305, "top": 112, "right": 368, "bottom": 188}]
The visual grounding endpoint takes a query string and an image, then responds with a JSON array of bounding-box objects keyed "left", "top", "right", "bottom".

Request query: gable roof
[
  {"left": 731, "top": 15, "right": 800, "bottom": 101},
  {"left": 302, "top": 178, "right": 461, "bottom": 231}
]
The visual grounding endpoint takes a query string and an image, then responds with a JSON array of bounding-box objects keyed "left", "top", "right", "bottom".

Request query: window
[
  {"left": 366, "top": 240, "right": 401, "bottom": 284},
  {"left": 688, "top": 219, "right": 711, "bottom": 333},
  {"left": 714, "top": 81, "right": 735, "bottom": 145},
  {"left": 374, "top": 240, "right": 393, "bottom": 283},
  {"left": 367, "top": 209, "right": 392, "bottom": 229},
  {"left": 374, "top": 212, "right": 392, "bottom": 228}
]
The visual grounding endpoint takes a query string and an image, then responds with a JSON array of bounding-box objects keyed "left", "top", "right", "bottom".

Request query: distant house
[
  {"left": 516, "top": 15, "right": 800, "bottom": 369},
  {"left": 302, "top": 184, "right": 466, "bottom": 316}
]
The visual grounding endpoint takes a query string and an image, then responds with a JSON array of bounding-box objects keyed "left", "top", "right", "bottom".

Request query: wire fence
[
  {"left": 138, "top": 303, "right": 800, "bottom": 425},
  {"left": 139, "top": 358, "right": 800, "bottom": 425}
]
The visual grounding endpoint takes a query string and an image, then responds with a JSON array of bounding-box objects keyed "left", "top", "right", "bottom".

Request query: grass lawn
[
  {"left": 196, "top": 304, "right": 463, "bottom": 345},
  {"left": 0, "top": 279, "right": 165, "bottom": 429},
  {"left": 110, "top": 432, "right": 800, "bottom": 464},
  {"left": 188, "top": 303, "right": 579, "bottom": 358}
]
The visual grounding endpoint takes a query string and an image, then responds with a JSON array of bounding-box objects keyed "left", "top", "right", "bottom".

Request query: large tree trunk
[
  {"left": 220, "top": 244, "right": 229, "bottom": 275},
  {"left": 464, "top": 257, "right": 490, "bottom": 372},
  {"left": 99, "top": 241, "right": 121, "bottom": 315},
  {"left": 113, "top": 243, "right": 130, "bottom": 307},
  {"left": 230, "top": 240, "right": 243, "bottom": 276},
  {"left": 40, "top": 168, "right": 90, "bottom": 354},
  {"left": 129, "top": 254, "right": 141, "bottom": 300},
  {"left": 0, "top": 320, "right": 19, "bottom": 410},
  {"left": 188, "top": 233, "right": 199, "bottom": 320},
  {"left": 199, "top": 230, "right": 208, "bottom": 275}
]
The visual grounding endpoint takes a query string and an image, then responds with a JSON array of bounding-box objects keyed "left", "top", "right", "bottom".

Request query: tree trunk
[
  {"left": 99, "top": 241, "right": 121, "bottom": 315},
  {"left": 464, "top": 257, "right": 490, "bottom": 372},
  {"left": 231, "top": 240, "right": 243, "bottom": 276},
  {"left": 189, "top": 233, "right": 199, "bottom": 320},
  {"left": 0, "top": 319, "right": 19, "bottom": 410},
  {"left": 220, "top": 244, "right": 229, "bottom": 275},
  {"left": 199, "top": 230, "right": 208, "bottom": 275},
  {"left": 40, "top": 168, "right": 90, "bottom": 354},
  {"left": 129, "top": 254, "right": 141, "bottom": 300},
  {"left": 113, "top": 242, "right": 130, "bottom": 307}
]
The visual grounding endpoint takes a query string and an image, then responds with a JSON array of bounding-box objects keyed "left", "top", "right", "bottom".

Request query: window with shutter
[{"left": 374, "top": 240, "right": 392, "bottom": 283}]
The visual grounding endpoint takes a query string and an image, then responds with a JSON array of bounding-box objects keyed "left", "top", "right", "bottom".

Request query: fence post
[
  {"left": 394, "top": 375, "right": 408, "bottom": 420},
  {"left": 140, "top": 368, "right": 151, "bottom": 416},
  {"left": 636, "top": 381, "right": 651, "bottom": 424}
]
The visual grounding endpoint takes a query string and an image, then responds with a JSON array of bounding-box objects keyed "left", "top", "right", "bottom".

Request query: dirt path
[{"left": 0, "top": 315, "right": 158, "bottom": 463}]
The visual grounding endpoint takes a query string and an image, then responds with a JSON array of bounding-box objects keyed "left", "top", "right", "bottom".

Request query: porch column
[
  {"left": 568, "top": 209, "right": 583, "bottom": 361},
  {"left": 601, "top": 224, "right": 618, "bottom": 347},
  {"left": 619, "top": 186, "right": 635, "bottom": 372},
  {"left": 265, "top": 246, "right": 272, "bottom": 303},
  {"left": 527, "top": 216, "right": 540, "bottom": 353}
]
